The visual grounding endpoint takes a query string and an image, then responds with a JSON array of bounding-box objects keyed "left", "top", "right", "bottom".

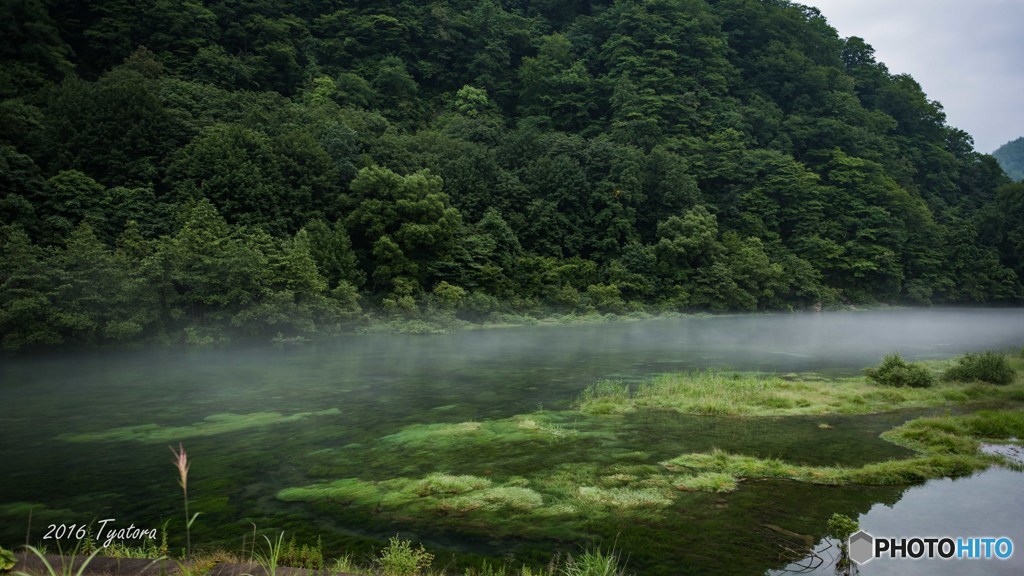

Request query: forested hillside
[
  {"left": 2, "top": 0, "right": 1022, "bottom": 350},
  {"left": 994, "top": 137, "right": 1024, "bottom": 181}
]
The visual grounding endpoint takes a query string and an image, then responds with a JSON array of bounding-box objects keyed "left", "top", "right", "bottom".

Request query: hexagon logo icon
[{"left": 849, "top": 530, "right": 875, "bottom": 565}]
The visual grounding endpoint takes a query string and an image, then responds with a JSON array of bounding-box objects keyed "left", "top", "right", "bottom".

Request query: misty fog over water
[{"left": 2, "top": 308, "right": 1023, "bottom": 574}]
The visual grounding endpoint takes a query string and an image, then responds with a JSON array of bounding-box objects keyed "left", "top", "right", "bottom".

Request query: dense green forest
[
  {"left": 994, "top": 137, "right": 1024, "bottom": 182},
  {"left": 2, "top": 0, "right": 1023, "bottom": 351}
]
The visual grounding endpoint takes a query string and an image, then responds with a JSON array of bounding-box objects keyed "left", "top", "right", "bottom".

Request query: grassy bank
[
  {"left": 661, "top": 409, "right": 1024, "bottom": 491},
  {"left": 577, "top": 353, "right": 1024, "bottom": 417}
]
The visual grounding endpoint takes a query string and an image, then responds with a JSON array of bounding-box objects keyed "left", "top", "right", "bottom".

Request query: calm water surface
[{"left": 2, "top": 308, "right": 1023, "bottom": 575}]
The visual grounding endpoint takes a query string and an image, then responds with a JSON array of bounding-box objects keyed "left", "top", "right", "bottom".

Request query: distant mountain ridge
[{"left": 994, "top": 137, "right": 1024, "bottom": 181}]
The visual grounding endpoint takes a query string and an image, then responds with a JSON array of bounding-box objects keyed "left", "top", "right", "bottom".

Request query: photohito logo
[{"left": 848, "top": 530, "right": 1014, "bottom": 565}]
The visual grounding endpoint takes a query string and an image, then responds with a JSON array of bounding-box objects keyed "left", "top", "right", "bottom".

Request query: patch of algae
[
  {"left": 379, "top": 412, "right": 585, "bottom": 450},
  {"left": 60, "top": 408, "right": 341, "bottom": 443},
  {"left": 277, "top": 474, "right": 547, "bottom": 515}
]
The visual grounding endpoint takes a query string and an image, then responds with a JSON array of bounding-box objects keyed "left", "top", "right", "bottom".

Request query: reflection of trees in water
[{"left": 768, "top": 484, "right": 909, "bottom": 576}]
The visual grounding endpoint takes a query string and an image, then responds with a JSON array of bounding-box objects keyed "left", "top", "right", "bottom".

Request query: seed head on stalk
[{"left": 169, "top": 443, "right": 193, "bottom": 557}]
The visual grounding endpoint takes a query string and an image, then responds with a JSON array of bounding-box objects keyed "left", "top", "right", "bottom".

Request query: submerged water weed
[
  {"left": 278, "top": 475, "right": 544, "bottom": 516},
  {"left": 377, "top": 536, "right": 433, "bottom": 576},
  {"left": 61, "top": 409, "right": 341, "bottom": 443},
  {"left": 661, "top": 449, "right": 988, "bottom": 486},
  {"left": 943, "top": 351, "right": 1015, "bottom": 385},
  {"left": 381, "top": 413, "right": 579, "bottom": 452},
  {"left": 414, "top": 473, "right": 492, "bottom": 496},
  {"left": 574, "top": 487, "right": 671, "bottom": 509}
]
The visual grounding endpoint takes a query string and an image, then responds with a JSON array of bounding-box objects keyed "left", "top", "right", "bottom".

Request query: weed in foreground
[
  {"left": 377, "top": 536, "right": 434, "bottom": 576},
  {"left": 248, "top": 532, "right": 285, "bottom": 576},
  {"left": 14, "top": 545, "right": 101, "bottom": 576}
]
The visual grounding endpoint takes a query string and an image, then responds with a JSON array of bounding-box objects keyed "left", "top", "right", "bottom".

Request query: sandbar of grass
[
  {"left": 578, "top": 356, "right": 1024, "bottom": 417},
  {"left": 662, "top": 410, "right": 1024, "bottom": 488}
]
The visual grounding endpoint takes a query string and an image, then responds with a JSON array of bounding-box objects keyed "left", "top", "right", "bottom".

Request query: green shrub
[
  {"left": 865, "top": 354, "right": 935, "bottom": 388},
  {"left": 943, "top": 352, "right": 1014, "bottom": 385},
  {"left": 377, "top": 536, "right": 433, "bottom": 576},
  {"left": 827, "top": 513, "right": 858, "bottom": 542}
]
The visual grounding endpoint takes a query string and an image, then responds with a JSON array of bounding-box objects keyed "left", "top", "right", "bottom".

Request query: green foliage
[
  {"left": 0, "top": 546, "right": 16, "bottom": 572},
  {"left": 14, "top": 545, "right": 101, "bottom": 576},
  {"left": 943, "top": 352, "right": 1015, "bottom": 385},
  {"left": 2, "top": 0, "right": 1022, "bottom": 352},
  {"left": 865, "top": 354, "right": 936, "bottom": 388},
  {"left": 252, "top": 533, "right": 285, "bottom": 576},
  {"left": 278, "top": 535, "right": 324, "bottom": 572},
  {"left": 377, "top": 537, "right": 434, "bottom": 576},
  {"left": 827, "top": 513, "right": 859, "bottom": 542}
]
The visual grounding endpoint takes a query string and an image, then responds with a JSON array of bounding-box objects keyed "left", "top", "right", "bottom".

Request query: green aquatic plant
[
  {"left": 380, "top": 413, "right": 580, "bottom": 452},
  {"left": 414, "top": 473, "right": 492, "bottom": 496},
  {"left": 673, "top": 472, "right": 738, "bottom": 493},
  {"left": 943, "top": 351, "right": 1015, "bottom": 385},
  {"left": 62, "top": 409, "right": 341, "bottom": 443},
  {"left": 664, "top": 411, "right": 1024, "bottom": 487},
  {"left": 574, "top": 487, "right": 671, "bottom": 509}
]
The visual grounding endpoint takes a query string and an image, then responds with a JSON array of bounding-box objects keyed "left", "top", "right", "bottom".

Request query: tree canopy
[{"left": 1, "top": 0, "right": 1020, "bottom": 350}]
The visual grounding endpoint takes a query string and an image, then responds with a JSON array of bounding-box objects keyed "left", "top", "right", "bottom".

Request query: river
[{"left": 2, "top": 308, "right": 1023, "bottom": 575}]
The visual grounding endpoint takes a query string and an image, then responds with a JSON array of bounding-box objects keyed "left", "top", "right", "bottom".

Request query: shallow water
[
  {"left": 2, "top": 308, "right": 1023, "bottom": 574},
  {"left": 773, "top": 466, "right": 1024, "bottom": 575}
]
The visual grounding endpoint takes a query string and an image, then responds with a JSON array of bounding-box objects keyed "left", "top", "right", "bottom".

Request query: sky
[{"left": 801, "top": 0, "right": 1024, "bottom": 153}]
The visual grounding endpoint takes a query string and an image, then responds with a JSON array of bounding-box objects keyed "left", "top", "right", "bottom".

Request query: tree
[{"left": 345, "top": 166, "right": 464, "bottom": 296}]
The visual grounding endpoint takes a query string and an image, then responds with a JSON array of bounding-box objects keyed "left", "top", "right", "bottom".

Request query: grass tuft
[{"left": 559, "top": 546, "right": 629, "bottom": 576}]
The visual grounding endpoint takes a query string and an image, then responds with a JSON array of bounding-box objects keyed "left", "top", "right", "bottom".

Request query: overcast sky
[{"left": 800, "top": 0, "right": 1024, "bottom": 153}]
